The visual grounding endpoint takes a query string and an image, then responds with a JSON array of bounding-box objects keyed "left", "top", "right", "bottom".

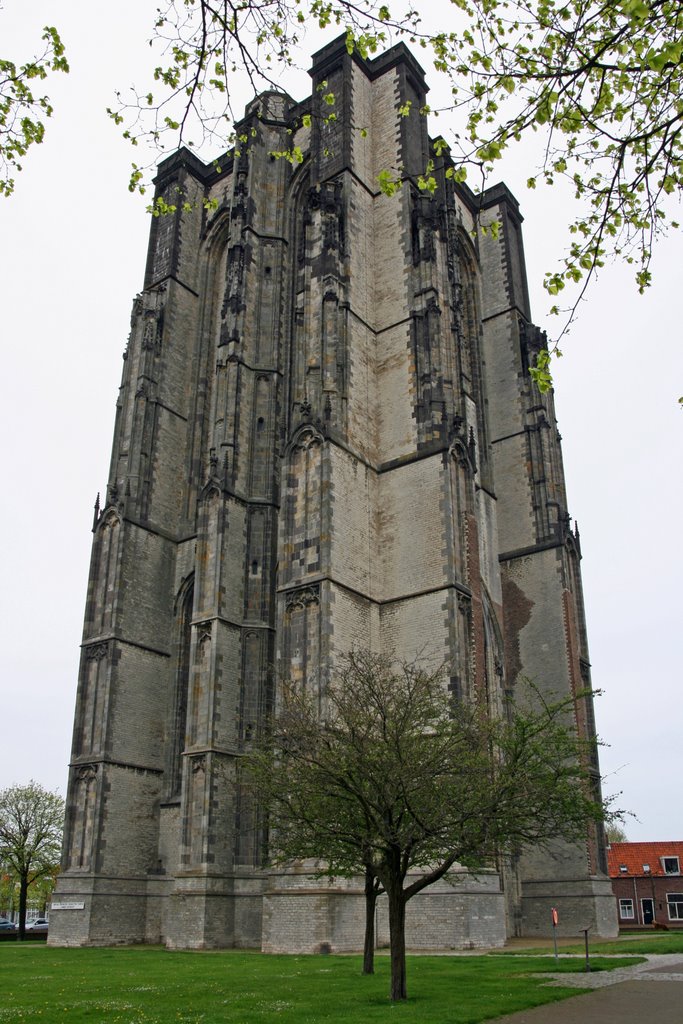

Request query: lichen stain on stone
[{"left": 501, "top": 575, "right": 534, "bottom": 685}]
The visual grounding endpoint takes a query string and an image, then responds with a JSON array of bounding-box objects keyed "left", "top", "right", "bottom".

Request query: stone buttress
[{"left": 477, "top": 188, "right": 615, "bottom": 936}]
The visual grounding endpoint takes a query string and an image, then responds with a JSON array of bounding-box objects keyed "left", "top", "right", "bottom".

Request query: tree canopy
[
  {"left": 244, "top": 651, "right": 609, "bottom": 1002},
  {"left": 0, "top": 781, "right": 64, "bottom": 938},
  {"left": 3, "top": 1, "right": 681, "bottom": 368}
]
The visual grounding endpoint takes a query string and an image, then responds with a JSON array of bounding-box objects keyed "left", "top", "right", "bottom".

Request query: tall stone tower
[{"left": 50, "top": 36, "right": 616, "bottom": 949}]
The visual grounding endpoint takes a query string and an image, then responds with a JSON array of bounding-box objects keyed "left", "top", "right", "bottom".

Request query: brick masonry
[{"left": 49, "top": 35, "right": 616, "bottom": 951}]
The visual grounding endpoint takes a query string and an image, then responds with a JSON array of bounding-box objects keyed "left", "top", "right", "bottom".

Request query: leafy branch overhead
[
  {"left": 0, "top": 25, "right": 68, "bottom": 197},
  {"left": 445, "top": 0, "right": 682, "bottom": 330},
  {"left": 3, "top": 1, "right": 681, "bottom": 349},
  {"left": 111, "top": 0, "right": 681, "bottom": 336}
]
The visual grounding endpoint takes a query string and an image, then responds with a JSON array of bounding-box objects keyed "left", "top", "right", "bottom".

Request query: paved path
[{"left": 490, "top": 954, "right": 683, "bottom": 1023}]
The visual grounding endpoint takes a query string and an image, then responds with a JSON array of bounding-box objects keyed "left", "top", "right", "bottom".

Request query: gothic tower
[{"left": 49, "top": 36, "right": 616, "bottom": 949}]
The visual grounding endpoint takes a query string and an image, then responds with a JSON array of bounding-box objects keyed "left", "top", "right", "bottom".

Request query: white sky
[{"left": 1, "top": 0, "right": 681, "bottom": 843}]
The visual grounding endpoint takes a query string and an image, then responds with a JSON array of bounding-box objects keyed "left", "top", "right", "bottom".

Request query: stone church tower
[{"left": 50, "top": 36, "right": 616, "bottom": 949}]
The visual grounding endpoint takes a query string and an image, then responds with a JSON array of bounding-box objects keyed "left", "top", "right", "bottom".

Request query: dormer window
[
  {"left": 662, "top": 857, "right": 680, "bottom": 875},
  {"left": 643, "top": 863, "right": 651, "bottom": 873},
  {"left": 619, "top": 864, "right": 628, "bottom": 873}
]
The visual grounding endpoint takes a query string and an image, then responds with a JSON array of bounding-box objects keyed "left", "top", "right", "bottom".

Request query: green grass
[
  {"left": 508, "top": 931, "right": 683, "bottom": 956},
  {"left": 586, "top": 932, "right": 683, "bottom": 955},
  {"left": 2, "top": 946, "right": 643, "bottom": 1024}
]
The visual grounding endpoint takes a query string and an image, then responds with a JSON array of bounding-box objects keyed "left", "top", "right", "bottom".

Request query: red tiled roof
[{"left": 607, "top": 842, "right": 683, "bottom": 878}]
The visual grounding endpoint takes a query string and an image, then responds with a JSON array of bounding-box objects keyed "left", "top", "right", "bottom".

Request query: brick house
[{"left": 608, "top": 842, "right": 683, "bottom": 928}]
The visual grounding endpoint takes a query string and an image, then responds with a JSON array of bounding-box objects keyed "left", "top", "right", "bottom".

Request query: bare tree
[
  {"left": 606, "top": 822, "right": 629, "bottom": 844},
  {"left": 244, "top": 651, "right": 610, "bottom": 1002}
]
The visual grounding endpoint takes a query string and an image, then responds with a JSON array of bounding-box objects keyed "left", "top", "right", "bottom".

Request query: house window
[
  {"left": 619, "top": 864, "right": 628, "bottom": 873},
  {"left": 619, "top": 898, "right": 635, "bottom": 920},
  {"left": 662, "top": 857, "right": 680, "bottom": 875},
  {"left": 643, "top": 863, "right": 651, "bottom": 873},
  {"left": 666, "top": 893, "right": 683, "bottom": 920}
]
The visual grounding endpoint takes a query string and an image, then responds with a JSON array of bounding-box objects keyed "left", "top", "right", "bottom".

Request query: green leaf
[
  {"left": 377, "top": 168, "right": 401, "bottom": 196},
  {"left": 417, "top": 174, "right": 437, "bottom": 194}
]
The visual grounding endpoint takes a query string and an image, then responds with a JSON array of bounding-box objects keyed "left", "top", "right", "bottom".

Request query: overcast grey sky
[{"left": 1, "top": 0, "right": 681, "bottom": 842}]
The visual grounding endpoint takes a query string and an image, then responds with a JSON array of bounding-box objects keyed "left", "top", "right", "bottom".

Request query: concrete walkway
[{"left": 490, "top": 954, "right": 683, "bottom": 1023}]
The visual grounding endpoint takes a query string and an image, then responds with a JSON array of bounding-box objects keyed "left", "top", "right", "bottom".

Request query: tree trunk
[
  {"left": 17, "top": 873, "right": 27, "bottom": 941},
  {"left": 363, "top": 866, "right": 377, "bottom": 974},
  {"left": 387, "top": 884, "right": 407, "bottom": 1001}
]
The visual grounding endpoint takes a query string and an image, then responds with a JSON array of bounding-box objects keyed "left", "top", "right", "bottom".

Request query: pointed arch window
[{"left": 169, "top": 577, "right": 194, "bottom": 797}]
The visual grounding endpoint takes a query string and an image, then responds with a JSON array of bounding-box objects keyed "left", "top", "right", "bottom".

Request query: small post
[
  {"left": 582, "top": 926, "right": 591, "bottom": 972},
  {"left": 551, "top": 907, "right": 559, "bottom": 963}
]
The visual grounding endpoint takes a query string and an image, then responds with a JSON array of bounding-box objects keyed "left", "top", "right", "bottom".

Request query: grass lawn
[
  {"left": 2, "top": 946, "right": 643, "bottom": 1024},
  {"left": 508, "top": 931, "right": 683, "bottom": 957}
]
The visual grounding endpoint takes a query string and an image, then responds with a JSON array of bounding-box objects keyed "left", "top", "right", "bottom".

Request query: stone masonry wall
[{"left": 51, "top": 34, "right": 615, "bottom": 951}]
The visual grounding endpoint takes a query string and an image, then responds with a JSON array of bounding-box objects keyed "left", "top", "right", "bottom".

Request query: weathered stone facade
[{"left": 49, "top": 36, "right": 616, "bottom": 950}]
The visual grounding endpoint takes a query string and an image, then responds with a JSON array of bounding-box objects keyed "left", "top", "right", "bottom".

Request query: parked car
[
  {"left": 0, "top": 918, "right": 16, "bottom": 931},
  {"left": 26, "top": 918, "right": 49, "bottom": 932}
]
